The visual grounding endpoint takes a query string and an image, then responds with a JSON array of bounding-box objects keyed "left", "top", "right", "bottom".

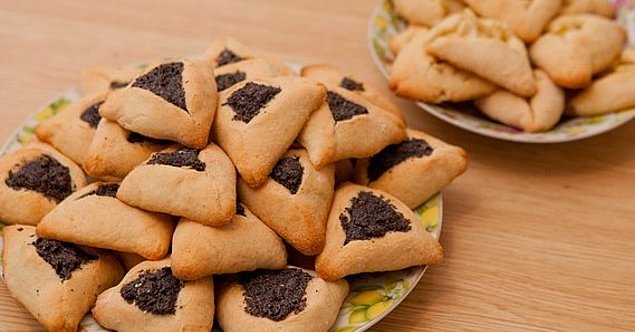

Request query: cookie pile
[
  {"left": 390, "top": 0, "right": 635, "bottom": 132},
  {"left": 0, "top": 38, "right": 467, "bottom": 332}
]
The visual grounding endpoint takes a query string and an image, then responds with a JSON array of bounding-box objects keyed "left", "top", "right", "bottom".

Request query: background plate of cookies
[
  {"left": 369, "top": 0, "right": 635, "bottom": 143},
  {"left": 0, "top": 38, "right": 467, "bottom": 332}
]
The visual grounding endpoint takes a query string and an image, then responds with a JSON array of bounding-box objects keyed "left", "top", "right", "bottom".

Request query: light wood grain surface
[{"left": 1, "top": 1, "right": 634, "bottom": 331}]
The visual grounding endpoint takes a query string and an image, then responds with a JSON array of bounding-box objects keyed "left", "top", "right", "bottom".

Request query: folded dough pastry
[
  {"left": 217, "top": 267, "right": 348, "bottom": 332},
  {"left": 117, "top": 144, "right": 236, "bottom": 226},
  {"left": 389, "top": 26, "right": 496, "bottom": 103},
  {"left": 316, "top": 184, "right": 443, "bottom": 280},
  {"left": 100, "top": 59, "right": 217, "bottom": 148},
  {"left": 462, "top": 0, "right": 562, "bottom": 42},
  {"left": 238, "top": 149, "right": 335, "bottom": 255},
  {"left": 213, "top": 76, "right": 324, "bottom": 187},
  {"left": 215, "top": 57, "right": 293, "bottom": 92},
  {"left": 206, "top": 36, "right": 260, "bottom": 68},
  {"left": 93, "top": 258, "right": 214, "bottom": 332},
  {"left": 298, "top": 83, "right": 407, "bottom": 168},
  {"left": 530, "top": 14, "right": 626, "bottom": 89},
  {"left": 83, "top": 119, "right": 171, "bottom": 181},
  {"left": 389, "top": 25, "right": 429, "bottom": 55},
  {"left": 172, "top": 203, "right": 287, "bottom": 279},
  {"left": 301, "top": 63, "right": 403, "bottom": 119},
  {"left": 568, "top": 48, "right": 635, "bottom": 116},
  {"left": 475, "top": 70, "right": 565, "bottom": 132},
  {"left": 35, "top": 93, "right": 106, "bottom": 164},
  {"left": 560, "top": 0, "right": 615, "bottom": 17},
  {"left": 425, "top": 10, "right": 537, "bottom": 97},
  {"left": 2, "top": 225, "right": 123, "bottom": 332},
  {"left": 0, "top": 143, "right": 87, "bottom": 225},
  {"left": 37, "top": 182, "right": 175, "bottom": 260},
  {"left": 78, "top": 65, "right": 141, "bottom": 96},
  {"left": 393, "top": 0, "right": 465, "bottom": 27},
  {"left": 355, "top": 129, "right": 467, "bottom": 208}
]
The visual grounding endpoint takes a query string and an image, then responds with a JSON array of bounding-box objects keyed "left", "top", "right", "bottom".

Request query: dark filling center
[
  {"left": 147, "top": 147, "right": 205, "bottom": 171},
  {"left": 110, "top": 81, "right": 130, "bottom": 89},
  {"left": 126, "top": 132, "right": 171, "bottom": 145},
  {"left": 80, "top": 101, "right": 104, "bottom": 128},
  {"left": 120, "top": 267, "right": 184, "bottom": 315},
  {"left": 340, "top": 191, "right": 412, "bottom": 245},
  {"left": 340, "top": 77, "right": 365, "bottom": 91},
  {"left": 326, "top": 91, "right": 368, "bottom": 122},
  {"left": 367, "top": 138, "right": 434, "bottom": 182},
  {"left": 5, "top": 155, "right": 73, "bottom": 203},
  {"left": 236, "top": 201, "right": 246, "bottom": 216},
  {"left": 223, "top": 82, "right": 281, "bottom": 124},
  {"left": 79, "top": 183, "right": 119, "bottom": 199},
  {"left": 240, "top": 268, "right": 312, "bottom": 321},
  {"left": 216, "top": 48, "right": 244, "bottom": 67},
  {"left": 132, "top": 62, "right": 187, "bottom": 111},
  {"left": 270, "top": 157, "right": 303, "bottom": 195},
  {"left": 215, "top": 71, "right": 247, "bottom": 92},
  {"left": 31, "top": 238, "right": 97, "bottom": 281}
]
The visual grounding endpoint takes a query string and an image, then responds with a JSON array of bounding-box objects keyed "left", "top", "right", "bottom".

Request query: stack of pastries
[
  {"left": 0, "top": 38, "right": 467, "bottom": 332},
  {"left": 390, "top": 0, "right": 635, "bottom": 132}
]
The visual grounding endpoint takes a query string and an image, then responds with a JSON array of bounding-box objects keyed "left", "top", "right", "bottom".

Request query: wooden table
[{"left": 1, "top": 0, "right": 634, "bottom": 331}]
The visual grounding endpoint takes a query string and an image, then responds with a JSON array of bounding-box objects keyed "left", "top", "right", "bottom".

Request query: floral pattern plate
[
  {"left": 369, "top": 0, "right": 635, "bottom": 143},
  {"left": 0, "top": 91, "right": 443, "bottom": 331}
]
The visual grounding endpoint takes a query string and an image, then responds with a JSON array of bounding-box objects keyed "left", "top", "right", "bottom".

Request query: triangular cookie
[
  {"left": 238, "top": 149, "right": 335, "bottom": 255},
  {"left": 393, "top": 0, "right": 465, "bottom": 27},
  {"left": 298, "top": 83, "right": 407, "bottom": 168},
  {"left": 2, "top": 225, "right": 123, "bottom": 332},
  {"left": 100, "top": 58, "right": 217, "bottom": 148},
  {"left": 389, "top": 26, "right": 496, "bottom": 103},
  {"left": 215, "top": 57, "right": 293, "bottom": 92},
  {"left": 569, "top": 48, "right": 635, "bottom": 116},
  {"left": 83, "top": 119, "right": 171, "bottom": 181},
  {"left": 475, "top": 70, "right": 565, "bottom": 132},
  {"left": 217, "top": 266, "right": 348, "bottom": 332},
  {"left": 301, "top": 64, "right": 403, "bottom": 119},
  {"left": 78, "top": 65, "right": 141, "bottom": 96},
  {"left": 37, "top": 182, "right": 175, "bottom": 260},
  {"left": 93, "top": 257, "right": 214, "bottom": 332},
  {"left": 316, "top": 184, "right": 443, "bottom": 280},
  {"left": 426, "top": 10, "right": 537, "bottom": 97},
  {"left": 213, "top": 76, "right": 325, "bottom": 187},
  {"left": 355, "top": 129, "right": 467, "bottom": 209},
  {"left": 171, "top": 203, "right": 287, "bottom": 279},
  {"left": 0, "top": 143, "right": 87, "bottom": 225},
  {"left": 117, "top": 143, "right": 236, "bottom": 226},
  {"left": 206, "top": 37, "right": 259, "bottom": 68},
  {"left": 35, "top": 93, "right": 106, "bottom": 164},
  {"left": 530, "top": 14, "right": 626, "bottom": 89},
  {"left": 462, "top": 0, "right": 562, "bottom": 42}
]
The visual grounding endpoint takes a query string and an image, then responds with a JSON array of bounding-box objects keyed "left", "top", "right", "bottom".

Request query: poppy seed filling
[
  {"left": 223, "top": 82, "right": 281, "bottom": 123},
  {"left": 216, "top": 71, "right": 247, "bottom": 92},
  {"left": 132, "top": 62, "right": 187, "bottom": 111},
  {"left": 80, "top": 101, "right": 104, "bottom": 128},
  {"left": 147, "top": 147, "right": 206, "bottom": 171},
  {"left": 79, "top": 183, "right": 119, "bottom": 199},
  {"left": 340, "top": 191, "right": 412, "bottom": 245},
  {"left": 126, "top": 132, "right": 171, "bottom": 145},
  {"left": 216, "top": 48, "right": 244, "bottom": 67},
  {"left": 270, "top": 157, "right": 304, "bottom": 194},
  {"left": 367, "top": 138, "right": 434, "bottom": 182},
  {"left": 340, "top": 77, "right": 365, "bottom": 91},
  {"left": 240, "top": 268, "right": 312, "bottom": 321},
  {"left": 326, "top": 91, "right": 368, "bottom": 122},
  {"left": 31, "top": 238, "right": 97, "bottom": 281},
  {"left": 120, "top": 267, "right": 184, "bottom": 315},
  {"left": 5, "top": 155, "right": 73, "bottom": 203}
]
